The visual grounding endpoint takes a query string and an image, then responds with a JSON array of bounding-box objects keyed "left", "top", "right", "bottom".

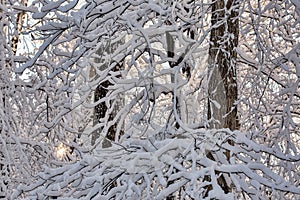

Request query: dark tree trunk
[
  {"left": 166, "top": 30, "right": 181, "bottom": 129},
  {"left": 208, "top": 0, "right": 239, "bottom": 131},
  {"left": 91, "top": 43, "right": 124, "bottom": 147},
  {"left": 11, "top": 0, "right": 28, "bottom": 55},
  {"left": 165, "top": 5, "right": 195, "bottom": 197},
  {"left": 205, "top": 0, "right": 239, "bottom": 195}
]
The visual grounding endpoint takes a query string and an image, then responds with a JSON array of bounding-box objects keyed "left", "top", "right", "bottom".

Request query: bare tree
[{"left": 3, "top": 0, "right": 300, "bottom": 199}]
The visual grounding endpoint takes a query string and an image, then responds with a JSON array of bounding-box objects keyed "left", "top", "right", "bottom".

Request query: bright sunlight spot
[{"left": 55, "top": 143, "right": 67, "bottom": 160}]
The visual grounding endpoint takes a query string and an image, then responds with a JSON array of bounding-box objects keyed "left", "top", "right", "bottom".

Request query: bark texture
[
  {"left": 91, "top": 43, "right": 124, "bottom": 147},
  {"left": 205, "top": 0, "right": 240, "bottom": 195},
  {"left": 11, "top": 0, "right": 28, "bottom": 55},
  {"left": 208, "top": 0, "right": 239, "bottom": 131}
]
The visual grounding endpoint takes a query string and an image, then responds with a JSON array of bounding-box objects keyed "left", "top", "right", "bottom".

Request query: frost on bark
[
  {"left": 208, "top": 0, "right": 239, "bottom": 131},
  {"left": 166, "top": 19, "right": 193, "bottom": 130},
  {"left": 91, "top": 42, "right": 124, "bottom": 147},
  {"left": 206, "top": 0, "right": 240, "bottom": 194},
  {"left": 166, "top": 29, "right": 181, "bottom": 129}
]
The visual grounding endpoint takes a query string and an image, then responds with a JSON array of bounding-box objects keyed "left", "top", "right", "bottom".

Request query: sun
[{"left": 55, "top": 143, "right": 67, "bottom": 160}]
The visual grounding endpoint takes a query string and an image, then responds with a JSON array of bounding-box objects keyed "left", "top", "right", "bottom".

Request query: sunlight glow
[{"left": 55, "top": 143, "right": 67, "bottom": 160}]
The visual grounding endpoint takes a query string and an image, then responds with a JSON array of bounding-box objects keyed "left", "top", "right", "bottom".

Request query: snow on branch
[
  {"left": 2, "top": 0, "right": 300, "bottom": 199},
  {"left": 12, "top": 130, "right": 300, "bottom": 199}
]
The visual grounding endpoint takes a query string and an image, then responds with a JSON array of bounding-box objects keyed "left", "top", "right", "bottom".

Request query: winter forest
[{"left": 1, "top": 0, "right": 300, "bottom": 199}]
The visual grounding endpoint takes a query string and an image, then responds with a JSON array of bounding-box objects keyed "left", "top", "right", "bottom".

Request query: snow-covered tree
[
  {"left": 1, "top": 0, "right": 84, "bottom": 196},
  {"left": 1, "top": 0, "right": 299, "bottom": 199}
]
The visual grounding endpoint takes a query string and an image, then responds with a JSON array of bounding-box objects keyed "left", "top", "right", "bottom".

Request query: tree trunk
[
  {"left": 11, "top": 0, "right": 28, "bottom": 55},
  {"left": 91, "top": 43, "right": 124, "bottom": 147},
  {"left": 208, "top": 0, "right": 239, "bottom": 131},
  {"left": 166, "top": 30, "right": 181, "bottom": 129},
  {"left": 205, "top": 0, "right": 239, "bottom": 195}
]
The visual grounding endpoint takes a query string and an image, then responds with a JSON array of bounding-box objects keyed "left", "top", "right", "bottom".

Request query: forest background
[{"left": 1, "top": 0, "right": 300, "bottom": 199}]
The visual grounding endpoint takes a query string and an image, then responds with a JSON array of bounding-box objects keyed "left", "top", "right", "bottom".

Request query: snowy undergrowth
[{"left": 12, "top": 129, "right": 300, "bottom": 199}]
